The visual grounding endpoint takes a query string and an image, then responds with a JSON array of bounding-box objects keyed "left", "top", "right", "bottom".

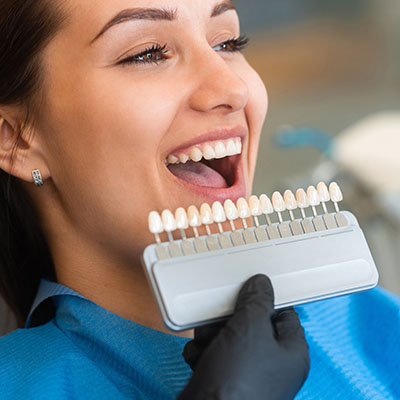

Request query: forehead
[{"left": 60, "top": 0, "right": 236, "bottom": 47}]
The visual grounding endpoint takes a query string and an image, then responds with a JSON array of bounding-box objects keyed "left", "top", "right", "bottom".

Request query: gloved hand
[{"left": 177, "top": 274, "right": 310, "bottom": 400}]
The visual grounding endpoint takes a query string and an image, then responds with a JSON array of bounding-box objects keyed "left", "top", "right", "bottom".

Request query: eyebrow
[{"left": 90, "top": 0, "right": 236, "bottom": 45}]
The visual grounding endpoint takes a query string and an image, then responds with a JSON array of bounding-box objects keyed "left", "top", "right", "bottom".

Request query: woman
[
  {"left": 0, "top": 0, "right": 398, "bottom": 399},
  {"left": 0, "top": 0, "right": 309, "bottom": 398}
]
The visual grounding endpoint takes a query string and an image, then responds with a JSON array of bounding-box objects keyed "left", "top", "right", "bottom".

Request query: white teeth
[
  {"left": 166, "top": 137, "right": 242, "bottom": 165},
  {"left": 272, "top": 192, "right": 286, "bottom": 213},
  {"left": 161, "top": 209, "right": 177, "bottom": 232},
  {"left": 175, "top": 208, "right": 189, "bottom": 230},
  {"left": 212, "top": 201, "right": 226, "bottom": 223},
  {"left": 226, "top": 140, "right": 236, "bottom": 156},
  {"left": 190, "top": 147, "right": 203, "bottom": 162},
  {"left": 214, "top": 141, "right": 226, "bottom": 159},
  {"left": 307, "top": 186, "right": 320, "bottom": 207},
  {"left": 296, "top": 188, "right": 309, "bottom": 209},
  {"left": 148, "top": 211, "right": 164, "bottom": 234},
  {"left": 236, "top": 139, "right": 242, "bottom": 153},
  {"left": 259, "top": 194, "right": 273, "bottom": 214},
  {"left": 179, "top": 153, "right": 189, "bottom": 164},
  {"left": 203, "top": 145, "right": 216, "bottom": 160},
  {"left": 248, "top": 195, "right": 262, "bottom": 216},
  {"left": 284, "top": 190, "right": 297, "bottom": 210},
  {"left": 224, "top": 199, "right": 239, "bottom": 220},
  {"left": 317, "top": 182, "right": 330, "bottom": 202},
  {"left": 200, "top": 203, "right": 214, "bottom": 225},
  {"left": 329, "top": 182, "right": 343, "bottom": 202},
  {"left": 236, "top": 198, "right": 251, "bottom": 219},
  {"left": 167, "top": 155, "right": 178, "bottom": 164}
]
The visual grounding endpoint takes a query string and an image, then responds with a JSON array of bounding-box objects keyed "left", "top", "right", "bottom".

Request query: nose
[{"left": 188, "top": 48, "right": 249, "bottom": 114}]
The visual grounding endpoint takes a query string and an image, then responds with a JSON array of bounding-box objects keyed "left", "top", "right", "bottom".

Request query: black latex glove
[{"left": 177, "top": 274, "right": 310, "bottom": 400}]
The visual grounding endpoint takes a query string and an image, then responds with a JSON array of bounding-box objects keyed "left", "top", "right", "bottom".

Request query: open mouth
[{"left": 166, "top": 137, "right": 242, "bottom": 189}]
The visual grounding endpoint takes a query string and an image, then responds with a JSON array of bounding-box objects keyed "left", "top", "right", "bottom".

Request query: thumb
[{"left": 235, "top": 274, "right": 275, "bottom": 315}]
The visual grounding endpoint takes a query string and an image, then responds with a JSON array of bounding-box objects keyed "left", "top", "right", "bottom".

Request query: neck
[{"left": 56, "top": 258, "right": 192, "bottom": 338}]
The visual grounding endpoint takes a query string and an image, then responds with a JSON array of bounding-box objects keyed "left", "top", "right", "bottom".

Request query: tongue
[{"left": 168, "top": 160, "right": 228, "bottom": 188}]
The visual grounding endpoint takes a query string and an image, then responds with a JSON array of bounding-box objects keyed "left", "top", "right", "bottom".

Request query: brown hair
[{"left": 0, "top": 0, "right": 67, "bottom": 327}]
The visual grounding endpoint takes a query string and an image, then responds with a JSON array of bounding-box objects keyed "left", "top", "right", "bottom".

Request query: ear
[{"left": 0, "top": 108, "right": 50, "bottom": 185}]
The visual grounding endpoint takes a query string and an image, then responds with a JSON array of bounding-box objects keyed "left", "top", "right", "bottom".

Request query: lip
[
  {"left": 163, "top": 125, "right": 248, "bottom": 203},
  {"left": 164, "top": 125, "right": 248, "bottom": 158}
]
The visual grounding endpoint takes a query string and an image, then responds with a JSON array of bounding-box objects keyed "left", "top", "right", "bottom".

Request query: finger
[
  {"left": 182, "top": 321, "right": 227, "bottom": 370},
  {"left": 235, "top": 274, "right": 275, "bottom": 315},
  {"left": 273, "top": 307, "right": 306, "bottom": 344},
  {"left": 182, "top": 339, "right": 202, "bottom": 370},
  {"left": 194, "top": 320, "right": 227, "bottom": 345}
]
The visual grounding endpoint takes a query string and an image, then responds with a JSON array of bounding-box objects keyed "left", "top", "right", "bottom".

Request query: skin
[{"left": 0, "top": 0, "right": 268, "bottom": 335}]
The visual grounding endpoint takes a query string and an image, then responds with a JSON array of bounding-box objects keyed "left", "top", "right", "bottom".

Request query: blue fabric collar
[
  {"left": 24, "top": 278, "right": 192, "bottom": 398},
  {"left": 26, "top": 278, "right": 85, "bottom": 328}
]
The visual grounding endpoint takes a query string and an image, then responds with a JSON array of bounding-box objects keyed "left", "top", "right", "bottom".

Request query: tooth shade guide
[
  {"left": 289, "top": 220, "right": 303, "bottom": 236},
  {"left": 181, "top": 240, "right": 196, "bottom": 256},
  {"left": 193, "top": 237, "right": 208, "bottom": 253},
  {"left": 206, "top": 235, "right": 220, "bottom": 251},
  {"left": 231, "top": 231, "right": 246, "bottom": 246},
  {"left": 335, "top": 212, "right": 348, "bottom": 227},
  {"left": 146, "top": 181, "right": 350, "bottom": 255},
  {"left": 168, "top": 242, "right": 183, "bottom": 257},
  {"left": 312, "top": 216, "right": 327, "bottom": 232},
  {"left": 323, "top": 213, "right": 337, "bottom": 230},
  {"left": 242, "top": 229, "right": 257, "bottom": 244},
  {"left": 154, "top": 233, "right": 162, "bottom": 245},
  {"left": 254, "top": 226, "right": 269, "bottom": 241},
  {"left": 278, "top": 222, "right": 292, "bottom": 238},
  {"left": 155, "top": 245, "right": 169, "bottom": 260}
]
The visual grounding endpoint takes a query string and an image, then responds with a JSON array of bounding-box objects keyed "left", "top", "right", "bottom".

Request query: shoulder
[{"left": 0, "top": 321, "right": 92, "bottom": 399}]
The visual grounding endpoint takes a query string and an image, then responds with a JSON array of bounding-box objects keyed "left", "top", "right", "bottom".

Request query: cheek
[
  {"left": 44, "top": 71, "right": 182, "bottom": 249},
  {"left": 238, "top": 62, "right": 268, "bottom": 183}
]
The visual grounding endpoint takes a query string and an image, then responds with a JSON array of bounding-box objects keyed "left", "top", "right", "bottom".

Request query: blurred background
[{"left": 236, "top": 0, "right": 400, "bottom": 295}]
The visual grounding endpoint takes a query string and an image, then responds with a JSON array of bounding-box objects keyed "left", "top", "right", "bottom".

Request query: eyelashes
[{"left": 117, "top": 35, "right": 250, "bottom": 67}]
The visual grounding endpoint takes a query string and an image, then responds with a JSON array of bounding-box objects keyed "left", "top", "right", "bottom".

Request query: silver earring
[{"left": 32, "top": 169, "right": 44, "bottom": 187}]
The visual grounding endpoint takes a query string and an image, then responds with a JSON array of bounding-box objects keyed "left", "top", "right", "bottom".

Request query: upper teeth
[{"left": 166, "top": 137, "right": 242, "bottom": 165}]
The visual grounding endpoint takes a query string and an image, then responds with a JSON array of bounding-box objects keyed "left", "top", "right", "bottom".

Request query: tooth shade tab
[
  {"left": 249, "top": 195, "right": 262, "bottom": 216},
  {"left": 147, "top": 182, "right": 350, "bottom": 244},
  {"left": 296, "top": 188, "right": 309, "bottom": 209},
  {"left": 317, "top": 182, "right": 330, "bottom": 202},
  {"left": 236, "top": 197, "right": 251, "bottom": 219},
  {"left": 260, "top": 194, "right": 273, "bottom": 214},
  {"left": 272, "top": 192, "right": 286, "bottom": 213},
  {"left": 200, "top": 203, "right": 214, "bottom": 225},
  {"left": 224, "top": 199, "right": 239, "bottom": 220},
  {"left": 175, "top": 208, "right": 189, "bottom": 230},
  {"left": 187, "top": 206, "right": 201, "bottom": 227},
  {"left": 161, "top": 210, "right": 177, "bottom": 232},
  {"left": 329, "top": 182, "right": 343, "bottom": 202},
  {"left": 148, "top": 211, "right": 163, "bottom": 234},
  {"left": 212, "top": 201, "right": 226, "bottom": 223},
  {"left": 284, "top": 190, "right": 297, "bottom": 210},
  {"left": 307, "top": 186, "right": 321, "bottom": 207}
]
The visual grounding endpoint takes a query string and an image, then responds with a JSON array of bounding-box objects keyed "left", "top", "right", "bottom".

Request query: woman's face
[{"left": 37, "top": 0, "right": 268, "bottom": 260}]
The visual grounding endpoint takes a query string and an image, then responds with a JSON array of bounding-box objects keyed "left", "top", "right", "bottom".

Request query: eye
[
  {"left": 117, "top": 44, "right": 169, "bottom": 66},
  {"left": 213, "top": 35, "right": 250, "bottom": 53}
]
